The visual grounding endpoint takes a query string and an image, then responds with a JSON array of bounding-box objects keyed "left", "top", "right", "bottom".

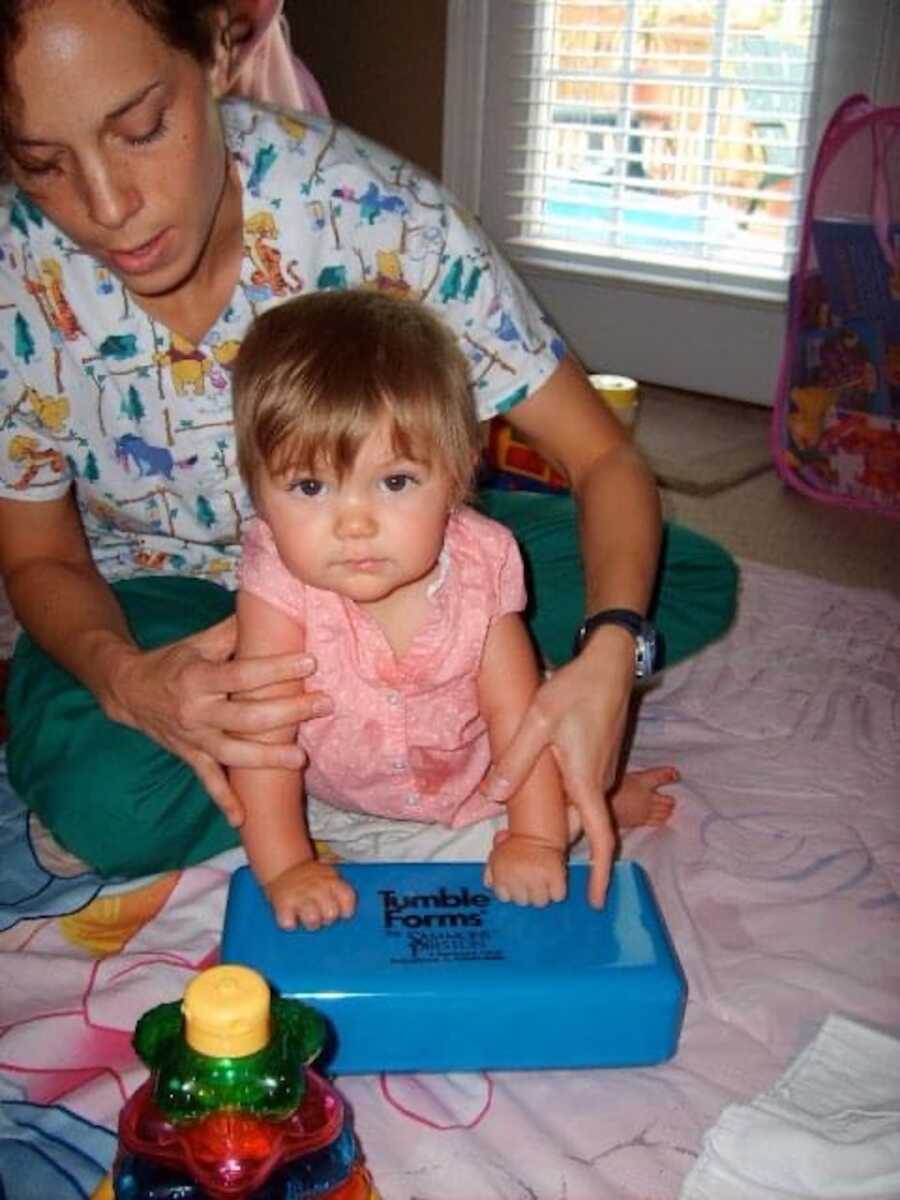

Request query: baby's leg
[{"left": 561, "top": 767, "right": 677, "bottom": 849}]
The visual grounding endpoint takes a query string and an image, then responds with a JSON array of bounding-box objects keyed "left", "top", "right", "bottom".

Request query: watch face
[{"left": 634, "top": 625, "right": 659, "bottom": 679}]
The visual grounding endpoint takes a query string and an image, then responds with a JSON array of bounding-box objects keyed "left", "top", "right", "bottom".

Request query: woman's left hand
[{"left": 482, "top": 623, "right": 635, "bottom": 908}]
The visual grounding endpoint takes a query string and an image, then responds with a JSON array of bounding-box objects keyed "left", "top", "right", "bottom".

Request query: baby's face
[{"left": 256, "top": 414, "right": 453, "bottom": 609}]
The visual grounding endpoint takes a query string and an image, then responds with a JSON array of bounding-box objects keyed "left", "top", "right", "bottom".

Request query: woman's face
[{"left": 6, "top": 0, "right": 232, "bottom": 300}]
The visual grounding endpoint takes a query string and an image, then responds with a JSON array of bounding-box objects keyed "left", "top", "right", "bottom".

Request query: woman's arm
[
  {"left": 507, "top": 356, "right": 662, "bottom": 613},
  {"left": 0, "top": 492, "right": 138, "bottom": 691},
  {"left": 478, "top": 611, "right": 568, "bottom": 906},
  {"left": 483, "top": 355, "right": 662, "bottom": 907},
  {"left": 231, "top": 587, "right": 355, "bottom": 930},
  {"left": 0, "top": 491, "right": 326, "bottom": 822}
]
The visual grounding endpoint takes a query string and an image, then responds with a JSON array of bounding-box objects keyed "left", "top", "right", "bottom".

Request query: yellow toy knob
[{"left": 182, "top": 964, "right": 271, "bottom": 1058}]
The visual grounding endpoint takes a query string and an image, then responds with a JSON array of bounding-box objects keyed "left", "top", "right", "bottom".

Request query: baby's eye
[
  {"left": 381, "top": 473, "right": 417, "bottom": 493},
  {"left": 291, "top": 478, "right": 326, "bottom": 497}
]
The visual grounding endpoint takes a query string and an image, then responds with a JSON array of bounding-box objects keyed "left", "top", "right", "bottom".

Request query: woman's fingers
[
  {"left": 482, "top": 654, "right": 628, "bottom": 910},
  {"left": 210, "top": 731, "right": 308, "bottom": 771},
  {"left": 566, "top": 779, "right": 615, "bottom": 909},
  {"left": 554, "top": 713, "right": 622, "bottom": 911},
  {"left": 182, "top": 746, "right": 245, "bottom": 827},
  {"left": 195, "top": 646, "right": 318, "bottom": 696},
  {"left": 108, "top": 629, "right": 334, "bottom": 818},
  {"left": 180, "top": 736, "right": 309, "bottom": 825},
  {"left": 482, "top": 703, "right": 551, "bottom": 804},
  {"left": 148, "top": 643, "right": 329, "bottom": 738},
  {"left": 219, "top": 688, "right": 333, "bottom": 736},
  {"left": 182, "top": 617, "right": 320, "bottom": 700}
]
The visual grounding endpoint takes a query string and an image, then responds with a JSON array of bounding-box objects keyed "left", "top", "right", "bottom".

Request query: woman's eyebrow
[
  {"left": 15, "top": 80, "right": 163, "bottom": 147},
  {"left": 105, "top": 80, "right": 163, "bottom": 122}
]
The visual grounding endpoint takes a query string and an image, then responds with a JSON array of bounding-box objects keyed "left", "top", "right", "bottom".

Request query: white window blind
[{"left": 506, "top": 0, "right": 826, "bottom": 298}]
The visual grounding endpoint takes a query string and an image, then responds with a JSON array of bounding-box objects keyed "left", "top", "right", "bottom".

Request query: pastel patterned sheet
[{"left": 1, "top": 559, "right": 898, "bottom": 1200}]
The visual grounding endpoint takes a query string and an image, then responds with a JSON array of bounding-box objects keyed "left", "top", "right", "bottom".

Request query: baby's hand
[
  {"left": 264, "top": 860, "right": 356, "bottom": 931},
  {"left": 484, "top": 833, "right": 567, "bottom": 907}
]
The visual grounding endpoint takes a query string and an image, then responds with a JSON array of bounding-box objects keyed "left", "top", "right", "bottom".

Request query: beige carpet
[
  {"left": 637, "top": 386, "right": 899, "bottom": 595},
  {"left": 662, "top": 464, "right": 900, "bottom": 595},
  {"left": 633, "top": 383, "right": 772, "bottom": 495}
]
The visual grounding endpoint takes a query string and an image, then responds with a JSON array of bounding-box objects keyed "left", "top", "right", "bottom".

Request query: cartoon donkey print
[{"left": 114, "top": 433, "right": 197, "bottom": 480}]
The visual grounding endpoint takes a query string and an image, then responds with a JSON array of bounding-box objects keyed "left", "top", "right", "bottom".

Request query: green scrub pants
[{"left": 5, "top": 493, "right": 737, "bottom": 878}]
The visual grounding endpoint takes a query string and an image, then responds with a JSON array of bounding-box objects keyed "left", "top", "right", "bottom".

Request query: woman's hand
[
  {"left": 483, "top": 624, "right": 635, "bottom": 908},
  {"left": 99, "top": 615, "right": 331, "bottom": 826}
]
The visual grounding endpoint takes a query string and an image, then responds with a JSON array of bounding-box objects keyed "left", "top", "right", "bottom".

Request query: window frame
[{"left": 443, "top": 0, "right": 900, "bottom": 404}]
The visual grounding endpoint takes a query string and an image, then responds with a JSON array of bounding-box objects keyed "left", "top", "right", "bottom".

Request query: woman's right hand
[{"left": 100, "top": 614, "right": 330, "bottom": 826}]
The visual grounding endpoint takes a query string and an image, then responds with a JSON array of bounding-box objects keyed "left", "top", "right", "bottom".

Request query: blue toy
[{"left": 222, "top": 860, "right": 686, "bottom": 1075}]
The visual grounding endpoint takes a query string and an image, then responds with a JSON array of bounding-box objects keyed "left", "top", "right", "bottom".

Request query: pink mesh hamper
[{"left": 773, "top": 94, "right": 900, "bottom": 517}]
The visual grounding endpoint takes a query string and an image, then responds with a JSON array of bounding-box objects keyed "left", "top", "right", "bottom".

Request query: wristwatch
[{"left": 574, "top": 608, "right": 661, "bottom": 679}]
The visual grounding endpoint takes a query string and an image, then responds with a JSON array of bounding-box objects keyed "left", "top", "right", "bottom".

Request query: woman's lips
[{"left": 106, "top": 228, "right": 172, "bottom": 276}]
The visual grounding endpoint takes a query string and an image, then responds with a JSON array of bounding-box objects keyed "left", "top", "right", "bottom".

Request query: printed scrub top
[
  {"left": 0, "top": 98, "right": 565, "bottom": 591},
  {"left": 239, "top": 506, "right": 526, "bottom": 827}
]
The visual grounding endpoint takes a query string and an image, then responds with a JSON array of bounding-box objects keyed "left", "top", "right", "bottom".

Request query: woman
[{"left": 0, "top": 0, "right": 735, "bottom": 905}]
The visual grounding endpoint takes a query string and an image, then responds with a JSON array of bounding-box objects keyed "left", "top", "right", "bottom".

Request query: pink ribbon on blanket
[{"left": 379, "top": 1073, "right": 495, "bottom": 1131}]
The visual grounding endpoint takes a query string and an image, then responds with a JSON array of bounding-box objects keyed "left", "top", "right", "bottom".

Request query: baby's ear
[{"left": 208, "top": 5, "right": 255, "bottom": 99}]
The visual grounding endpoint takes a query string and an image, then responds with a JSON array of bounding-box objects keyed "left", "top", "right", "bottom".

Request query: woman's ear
[{"left": 208, "top": 4, "right": 256, "bottom": 99}]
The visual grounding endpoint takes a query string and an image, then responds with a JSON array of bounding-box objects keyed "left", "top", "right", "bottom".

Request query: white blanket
[{"left": 681, "top": 1014, "right": 900, "bottom": 1199}]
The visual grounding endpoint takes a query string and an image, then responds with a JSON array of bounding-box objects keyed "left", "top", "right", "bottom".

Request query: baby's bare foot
[{"left": 610, "top": 766, "right": 679, "bottom": 828}]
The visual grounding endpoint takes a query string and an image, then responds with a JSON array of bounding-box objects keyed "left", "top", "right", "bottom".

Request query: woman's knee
[
  {"left": 6, "top": 574, "right": 240, "bottom": 876},
  {"left": 8, "top": 699, "right": 236, "bottom": 878},
  {"left": 653, "top": 523, "right": 739, "bottom": 665},
  {"left": 31, "top": 751, "right": 237, "bottom": 878}
]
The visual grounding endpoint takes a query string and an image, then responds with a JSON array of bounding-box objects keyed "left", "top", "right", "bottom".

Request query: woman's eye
[
  {"left": 125, "top": 114, "right": 168, "bottom": 147},
  {"left": 19, "top": 157, "right": 62, "bottom": 178},
  {"left": 292, "top": 478, "right": 325, "bottom": 497},
  {"left": 382, "top": 473, "right": 417, "bottom": 493}
]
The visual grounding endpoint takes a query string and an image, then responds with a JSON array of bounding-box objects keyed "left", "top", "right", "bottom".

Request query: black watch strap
[
  {"left": 577, "top": 608, "right": 644, "bottom": 643},
  {"left": 574, "top": 608, "right": 660, "bottom": 679}
]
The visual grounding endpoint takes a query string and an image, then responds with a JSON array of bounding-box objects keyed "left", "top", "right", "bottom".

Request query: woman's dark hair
[{"left": 0, "top": 0, "right": 228, "bottom": 175}]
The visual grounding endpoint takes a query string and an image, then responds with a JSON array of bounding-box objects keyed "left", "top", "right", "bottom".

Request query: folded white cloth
[{"left": 680, "top": 1014, "right": 900, "bottom": 1200}]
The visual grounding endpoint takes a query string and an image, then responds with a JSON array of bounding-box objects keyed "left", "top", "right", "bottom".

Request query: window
[
  {"left": 507, "top": 1, "right": 822, "bottom": 294},
  {"left": 444, "top": 0, "right": 900, "bottom": 403}
]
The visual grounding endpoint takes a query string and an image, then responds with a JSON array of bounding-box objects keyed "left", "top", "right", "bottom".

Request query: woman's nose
[{"left": 80, "top": 158, "right": 141, "bottom": 231}]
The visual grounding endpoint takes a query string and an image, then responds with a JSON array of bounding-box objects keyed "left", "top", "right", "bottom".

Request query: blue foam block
[{"left": 221, "top": 860, "right": 686, "bottom": 1075}]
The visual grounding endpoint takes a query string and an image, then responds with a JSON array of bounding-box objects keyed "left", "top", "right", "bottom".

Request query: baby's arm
[
  {"left": 478, "top": 612, "right": 568, "bottom": 906},
  {"left": 231, "top": 588, "right": 355, "bottom": 931}
]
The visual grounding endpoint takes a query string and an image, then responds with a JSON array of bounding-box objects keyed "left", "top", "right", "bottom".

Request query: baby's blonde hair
[{"left": 233, "top": 289, "right": 481, "bottom": 505}]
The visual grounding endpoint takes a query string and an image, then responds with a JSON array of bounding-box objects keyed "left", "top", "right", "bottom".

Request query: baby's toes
[{"left": 647, "top": 794, "right": 676, "bottom": 825}]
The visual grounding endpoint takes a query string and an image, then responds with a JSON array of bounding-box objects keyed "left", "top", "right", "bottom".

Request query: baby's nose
[{"left": 335, "top": 502, "right": 377, "bottom": 538}]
